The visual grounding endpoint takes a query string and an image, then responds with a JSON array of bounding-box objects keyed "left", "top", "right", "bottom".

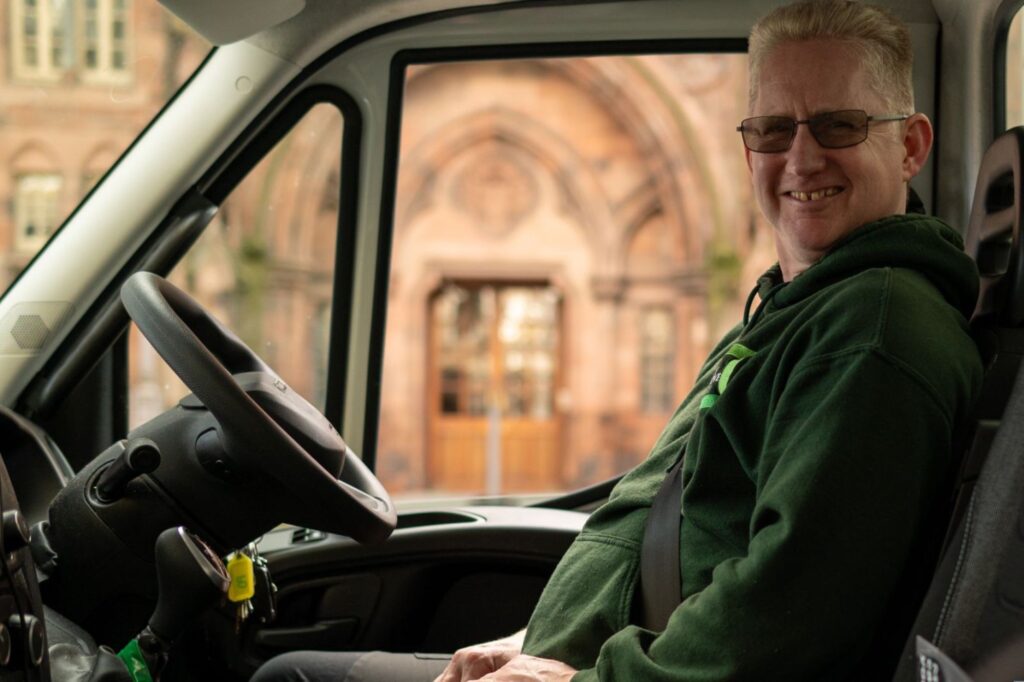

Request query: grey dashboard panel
[
  {"left": 249, "top": 506, "right": 587, "bottom": 659},
  {"left": 263, "top": 506, "right": 587, "bottom": 574}
]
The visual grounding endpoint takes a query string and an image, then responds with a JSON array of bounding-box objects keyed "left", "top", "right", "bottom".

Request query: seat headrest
[{"left": 965, "top": 127, "right": 1024, "bottom": 325}]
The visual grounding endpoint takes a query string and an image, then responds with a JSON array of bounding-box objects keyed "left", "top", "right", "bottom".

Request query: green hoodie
[{"left": 522, "top": 215, "right": 983, "bottom": 680}]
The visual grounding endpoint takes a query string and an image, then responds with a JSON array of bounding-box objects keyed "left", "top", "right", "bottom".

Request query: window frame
[
  {"left": 363, "top": 38, "right": 747, "bottom": 483},
  {"left": 202, "top": 86, "right": 364, "bottom": 430},
  {"left": 18, "top": 85, "right": 364, "bottom": 465},
  {"left": 998, "top": 0, "right": 1024, "bottom": 133}
]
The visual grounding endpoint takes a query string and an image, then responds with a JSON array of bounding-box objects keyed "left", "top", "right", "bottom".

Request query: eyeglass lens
[{"left": 741, "top": 110, "right": 869, "bottom": 153}]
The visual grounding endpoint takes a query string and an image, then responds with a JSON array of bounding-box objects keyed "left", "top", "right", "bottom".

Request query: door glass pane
[
  {"left": 434, "top": 284, "right": 492, "bottom": 417},
  {"left": 1008, "top": 8, "right": 1024, "bottom": 128},
  {"left": 128, "top": 104, "right": 344, "bottom": 429},
  {"left": 380, "top": 53, "right": 767, "bottom": 506}
]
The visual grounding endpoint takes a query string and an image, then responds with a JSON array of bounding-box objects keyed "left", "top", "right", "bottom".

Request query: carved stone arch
[
  {"left": 396, "top": 106, "right": 619, "bottom": 262},
  {"left": 404, "top": 57, "right": 724, "bottom": 275},
  {"left": 618, "top": 181, "right": 662, "bottom": 242},
  {"left": 619, "top": 186, "right": 692, "bottom": 282},
  {"left": 252, "top": 104, "right": 342, "bottom": 266},
  {"left": 9, "top": 142, "right": 60, "bottom": 174},
  {"left": 279, "top": 105, "right": 343, "bottom": 265},
  {"left": 541, "top": 57, "right": 717, "bottom": 273}
]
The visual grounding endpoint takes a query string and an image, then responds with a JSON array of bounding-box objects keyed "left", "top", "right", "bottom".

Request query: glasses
[{"left": 736, "top": 109, "right": 910, "bottom": 153}]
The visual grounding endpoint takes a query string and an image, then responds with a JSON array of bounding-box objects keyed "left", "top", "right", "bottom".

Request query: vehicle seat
[{"left": 893, "top": 126, "right": 1024, "bottom": 680}]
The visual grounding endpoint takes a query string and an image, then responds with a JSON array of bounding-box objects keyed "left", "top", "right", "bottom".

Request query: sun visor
[{"left": 158, "top": 0, "right": 306, "bottom": 45}]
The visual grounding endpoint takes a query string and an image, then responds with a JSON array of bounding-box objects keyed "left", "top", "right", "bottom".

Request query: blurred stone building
[
  {"left": 14, "top": 0, "right": 958, "bottom": 498},
  {"left": 377, "top": 55, "right": 774, "bottom": 495},
  {"left": 0, "top": 0, "right": 782, "bottom": 498},
  {"left": 0, "top": 0, "right": 206, "bottom": 281}
]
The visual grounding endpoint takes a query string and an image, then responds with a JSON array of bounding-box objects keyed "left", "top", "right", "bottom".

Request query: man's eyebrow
[
  {"left": 753, "top": 108, "right": 847, "bottom": 118},
  {"left": 789, "top": 109, "right": 857, "bottom": 119}
]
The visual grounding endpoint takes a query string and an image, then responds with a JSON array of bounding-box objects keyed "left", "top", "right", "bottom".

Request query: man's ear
[{"left": 902, "top": 112, "right": 933, "bottom": 181}]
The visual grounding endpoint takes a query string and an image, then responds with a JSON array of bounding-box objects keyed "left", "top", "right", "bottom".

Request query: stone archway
[{"left": 379, "top": 54, "right": 753, "bottom": 493}]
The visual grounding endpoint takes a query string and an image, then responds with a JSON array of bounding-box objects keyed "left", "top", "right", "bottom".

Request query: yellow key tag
[{"left": 226, "top": 553, "right": 255, "bottom": 603}]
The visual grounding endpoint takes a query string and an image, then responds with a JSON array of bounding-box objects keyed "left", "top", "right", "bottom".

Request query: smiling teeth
[{"left": 791, "top": 187, "right": 841, "bottom": 202}]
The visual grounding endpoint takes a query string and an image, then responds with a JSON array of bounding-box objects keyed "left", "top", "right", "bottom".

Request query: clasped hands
[{"left": 433, "top": 630, "right": 577, "bottom": 682}]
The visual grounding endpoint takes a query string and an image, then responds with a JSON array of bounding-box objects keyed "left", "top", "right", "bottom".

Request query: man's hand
[
  {"left": 472, "top": 654, "right": 577, "bottom": 681},
  {"left": 433, "top": 630, "right": 526, "bottom": 682}
]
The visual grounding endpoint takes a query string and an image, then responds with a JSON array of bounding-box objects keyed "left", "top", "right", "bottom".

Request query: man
[{"left": 254, "top": 1, "right": 981, "bottom": 679}]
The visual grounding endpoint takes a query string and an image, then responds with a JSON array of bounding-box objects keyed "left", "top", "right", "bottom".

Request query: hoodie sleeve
[{"left": 571, "top": 347, "right": 959, "bottom": 681}]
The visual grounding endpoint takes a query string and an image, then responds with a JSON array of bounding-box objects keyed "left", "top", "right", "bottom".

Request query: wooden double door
[{"left": 428, "top": 282, "right": 562, "bottom": 494}]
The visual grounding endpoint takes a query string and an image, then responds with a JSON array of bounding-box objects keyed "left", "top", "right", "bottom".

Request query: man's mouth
[{"left": 786, "top": 186, "right": 844, "bottom": 202}]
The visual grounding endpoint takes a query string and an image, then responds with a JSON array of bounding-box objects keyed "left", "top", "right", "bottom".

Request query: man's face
[{"left": 746, "top": 39, "right": 920, "bottom": 280}]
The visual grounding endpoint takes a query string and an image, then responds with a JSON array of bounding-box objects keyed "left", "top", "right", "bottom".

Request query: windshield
[{"left": 0, "top": 0, "right": 210, "bottom": 293}]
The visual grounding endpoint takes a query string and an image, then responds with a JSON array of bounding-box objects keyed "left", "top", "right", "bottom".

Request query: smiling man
[
  {"left": 253, "top": 2, "right": 982, "bottom": 680},
  {"left": 452, "top": 1, "right": 982, "bottom": 680},
  {"left": 747, "top": 36, "right": 927, "bottom": 281}
]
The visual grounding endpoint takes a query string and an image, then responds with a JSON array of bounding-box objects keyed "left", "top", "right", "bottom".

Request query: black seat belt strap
[
  {"left": 638, "top": 342, "right": 757, "bottom": 631},
  {"left": 639, "top": 455, "right": 684, "bottom": 631}
]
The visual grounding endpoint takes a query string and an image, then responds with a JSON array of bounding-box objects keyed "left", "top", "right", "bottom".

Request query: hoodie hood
[{"left": 749, "top": 214, "right": 979, "bottom": 322}]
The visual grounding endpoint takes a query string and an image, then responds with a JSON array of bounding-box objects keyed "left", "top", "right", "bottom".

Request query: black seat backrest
[
  {"left": 966, "top": 127, "right": 1024, "bottom": 423},
  {"left": 894, "top": 127, "right": 1024, "bottom": 681},
  {"left": 968, "top": 127, "right": 1024, "bottom": 325}
]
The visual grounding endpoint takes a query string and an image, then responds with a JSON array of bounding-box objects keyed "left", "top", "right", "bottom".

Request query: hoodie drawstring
[{"left": 742, "top": 278, "right": 785, "bottom": 329}]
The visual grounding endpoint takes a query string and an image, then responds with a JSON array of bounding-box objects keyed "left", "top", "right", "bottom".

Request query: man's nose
[{"left": 786, "top": 123, "right": 828, "bottom": 175}]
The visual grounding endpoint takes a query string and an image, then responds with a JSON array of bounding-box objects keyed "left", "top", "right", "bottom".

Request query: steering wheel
[{"left": 120, "top": 271, "right": 396, "bottom": 544}]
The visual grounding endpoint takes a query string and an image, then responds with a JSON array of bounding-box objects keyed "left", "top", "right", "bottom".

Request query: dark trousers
[{"left": 251, "top": 651, "right": 452, "bottom": 682}]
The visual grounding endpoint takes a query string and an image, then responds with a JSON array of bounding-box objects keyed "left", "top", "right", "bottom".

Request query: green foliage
[
  {"left": 706, "top": 241, "right": 741, "bottom": 326},
  {"left": 236, "top": 235, "right": 268, "bottom": 351}
]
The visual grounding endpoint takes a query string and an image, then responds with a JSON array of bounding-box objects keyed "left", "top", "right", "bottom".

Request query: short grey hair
[{"left": 748, "top": 0, "right": 914, "bottom": 114}]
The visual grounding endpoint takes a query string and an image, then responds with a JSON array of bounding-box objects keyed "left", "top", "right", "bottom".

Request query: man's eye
[
  {"left": 821, "top": 119, "right": 857, "bottom": 131},
  {"left": 753, "top": 122, "right": 790, "bottom": 136}
]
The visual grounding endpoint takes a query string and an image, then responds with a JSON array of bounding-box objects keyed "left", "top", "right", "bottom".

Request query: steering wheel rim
[{"left": 121, "top": 271, "right": 396, "bottom": 544}]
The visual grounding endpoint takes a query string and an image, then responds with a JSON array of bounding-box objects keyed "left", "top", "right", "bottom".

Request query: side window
[
  {"left": 0, "top": 2, "right": 209, "bottom": 293},
  {"left": 379, "top": 54, "right": 770, "bottom": 504},
  {"left": 1008, "top": 8, "right": 1024, "bottom": 128},
  {"left": 127, "top": 103, "right": 345, "bottom": 428}
]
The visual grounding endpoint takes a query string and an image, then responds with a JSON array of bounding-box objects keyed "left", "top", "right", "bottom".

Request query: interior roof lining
[{"left": 244, "top": 0, "right": 945, "bottom": 66}]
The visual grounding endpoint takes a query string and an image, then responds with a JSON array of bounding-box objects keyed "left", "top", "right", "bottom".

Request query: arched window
[
  {"left": 13, "top": 174, "right": 63, "bottom": 254},
  {"left": 10, "top": 144, "right": 64, "bottom": 256}
]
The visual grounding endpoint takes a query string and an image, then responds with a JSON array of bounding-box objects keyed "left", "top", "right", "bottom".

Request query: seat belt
[
  {"left": 639, "top": 455, "right": 684, "bottom": 631},
  {"left": 638, "top": 343, "right": 757, "bottom": 631}
]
